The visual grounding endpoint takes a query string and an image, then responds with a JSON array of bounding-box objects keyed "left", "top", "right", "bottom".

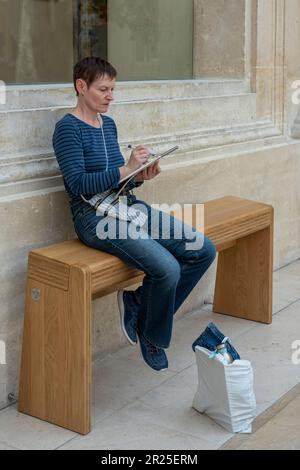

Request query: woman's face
[{"left": 79, "top": 74, "right": 116, "bottom": 113}]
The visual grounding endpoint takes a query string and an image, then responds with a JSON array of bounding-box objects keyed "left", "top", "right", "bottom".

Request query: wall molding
[{"left": 0, "top": 119, "right": 286, "bottom": 199}]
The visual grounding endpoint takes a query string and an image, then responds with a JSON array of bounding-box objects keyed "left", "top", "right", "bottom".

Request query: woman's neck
[{"left": 72, "top": 104, "right": 102, "bottom": 127}]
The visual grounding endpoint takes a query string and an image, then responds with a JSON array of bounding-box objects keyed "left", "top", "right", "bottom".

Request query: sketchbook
[{"left": 119, "top": 145, "right": 179, "bottom": 183}]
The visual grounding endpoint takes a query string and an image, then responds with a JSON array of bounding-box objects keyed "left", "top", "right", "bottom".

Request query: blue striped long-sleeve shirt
[{"left": 53, "top": 113, "right": 141, "bottom": 204}]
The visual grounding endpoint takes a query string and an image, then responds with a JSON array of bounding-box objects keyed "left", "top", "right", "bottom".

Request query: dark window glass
[{"left": 0, "top": 0, "right": 193, "bottom": 84}]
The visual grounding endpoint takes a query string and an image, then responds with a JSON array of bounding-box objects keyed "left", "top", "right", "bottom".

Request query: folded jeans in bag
[{"left": 192, "top": 322, "right": 240, "bottom": 361}]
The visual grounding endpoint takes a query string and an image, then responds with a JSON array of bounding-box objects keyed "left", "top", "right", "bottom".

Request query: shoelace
[{"left": 145, "top": 338, "right": 161, "bottom": 355}]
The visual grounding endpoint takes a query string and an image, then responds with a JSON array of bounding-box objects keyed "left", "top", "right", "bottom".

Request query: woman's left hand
[{"left": 134, "top": 160, "right": 161, "bottom": 182}]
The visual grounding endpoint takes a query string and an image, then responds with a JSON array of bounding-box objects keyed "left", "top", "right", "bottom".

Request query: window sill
[{"left": 2, "top": 78, "right": 250, "bottom": 112}]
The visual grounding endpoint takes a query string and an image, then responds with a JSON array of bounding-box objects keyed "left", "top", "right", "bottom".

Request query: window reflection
[
  {"left": 108, "top": 0, "right": 193, "bottom": 80},
  {"left": 0, "top": 0, "right": 193, "bottom": 84},
  {"left": 74, "top": 0, "right": 108, "bottom": 62},
  {"left": 0, "top": 0, "right": 73, "bottom": 84}
]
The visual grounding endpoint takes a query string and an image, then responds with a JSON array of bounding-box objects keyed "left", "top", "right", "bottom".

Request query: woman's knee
[
  {"left": 155, "top": 259, "right": 181, "bottom": 285},
  {"left": 179, "top": 234, "right": 216, "bottom": 265}
]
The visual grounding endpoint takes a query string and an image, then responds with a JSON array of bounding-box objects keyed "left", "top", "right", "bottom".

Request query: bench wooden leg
[
  {"left": 18, "top": 265, "right": 92, "bottom": 435},
  {"left": 213, "top": 226, "right": 273, "bottom": 324}
]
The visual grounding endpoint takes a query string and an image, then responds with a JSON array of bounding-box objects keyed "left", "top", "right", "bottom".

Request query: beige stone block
[
  {"left": 0, "top": 405, "right": 76, "bottom": 450},
  {"left": 233, "top": 299, "right": 300, "bottom": 416},
  {"left": 285, "top": 0, "right": 300, "bottom": 78},
  {"left": 59, "top": 399, "right": 216, "bottom": 450},
  {"left": 92, "top": 351, "right": 176, "bottom": 426},
  {"left": 236, "top": 394, "right": 300, "bottom": 450}
]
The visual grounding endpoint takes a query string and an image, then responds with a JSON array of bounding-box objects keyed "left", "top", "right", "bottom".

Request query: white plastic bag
[{"left": 193, "top": 346, "right": 256, "bottom": 433}]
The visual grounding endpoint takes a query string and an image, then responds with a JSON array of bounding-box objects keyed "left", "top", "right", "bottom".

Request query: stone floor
[{"left": 0, "top": 258, "right": 299, "bottom": 450}]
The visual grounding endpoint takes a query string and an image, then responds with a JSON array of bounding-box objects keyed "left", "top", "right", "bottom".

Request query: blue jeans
[
  {"left": 71, "top": 197, "right": 216, "bottom": 349},
  {"left": 192, "top": 322, "right": 240, "bottom": 360}
]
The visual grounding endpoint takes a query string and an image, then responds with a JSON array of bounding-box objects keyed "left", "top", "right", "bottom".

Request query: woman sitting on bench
[{"left": 53, "top": 56, "right": 216, "bottom": 372}]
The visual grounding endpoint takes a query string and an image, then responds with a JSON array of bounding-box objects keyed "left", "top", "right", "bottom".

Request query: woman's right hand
[{"left": 126, "top": 145, "right": 150, "bottom": 172}]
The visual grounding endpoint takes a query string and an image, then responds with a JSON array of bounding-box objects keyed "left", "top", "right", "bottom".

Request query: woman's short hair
[{"left": 73, "top": 57, "right": 117, "bottom": 96}]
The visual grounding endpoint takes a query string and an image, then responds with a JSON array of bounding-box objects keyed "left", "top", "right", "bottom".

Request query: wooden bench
[{"left": 18, "top": 195, "right": 274, "bottom": 434}]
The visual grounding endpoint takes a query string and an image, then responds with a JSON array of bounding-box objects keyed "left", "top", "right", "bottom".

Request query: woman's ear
[{"left": 76, "top": 78, "right": 86, "bottom": 96}]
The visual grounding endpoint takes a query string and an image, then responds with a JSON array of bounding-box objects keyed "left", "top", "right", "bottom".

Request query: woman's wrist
[{"left": 119, "top": 165, "right": 131, "bottom": 180}]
